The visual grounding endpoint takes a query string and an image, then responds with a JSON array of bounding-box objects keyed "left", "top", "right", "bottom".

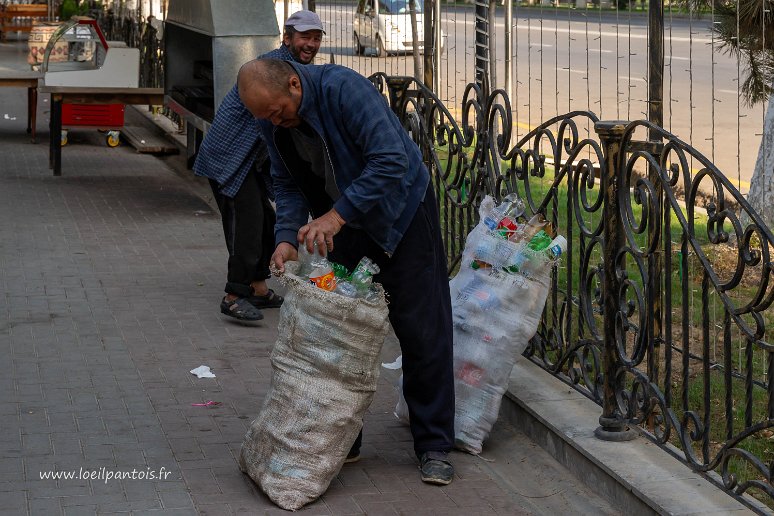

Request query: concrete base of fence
[{"left": 501, "top": 358, "right": 763, "bottom": 515}]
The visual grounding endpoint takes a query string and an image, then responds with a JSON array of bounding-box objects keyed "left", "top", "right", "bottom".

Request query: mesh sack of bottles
[
  {"left": 239, "top": 257, "right": 389, "bottom": 511},
  {"left": 451, "top": 195, "right": 565, "bottom": 454}
]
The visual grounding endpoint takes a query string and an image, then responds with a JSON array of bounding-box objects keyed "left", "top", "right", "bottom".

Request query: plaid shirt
[{"left": 192, "top": 44, "right": 297, "bottom": 198}]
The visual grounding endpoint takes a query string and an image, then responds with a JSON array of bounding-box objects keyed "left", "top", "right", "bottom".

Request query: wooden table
[
  {"left": 40, "top": 85, "right": 164, "bottom": 176},
  {"left": 0, "top": 71, "right": 41, "bottom": 143}
]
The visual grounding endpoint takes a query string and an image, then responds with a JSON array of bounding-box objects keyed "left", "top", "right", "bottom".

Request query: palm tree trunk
[{"left": 745, "top": 93, "right": 774, "bottom": 227}]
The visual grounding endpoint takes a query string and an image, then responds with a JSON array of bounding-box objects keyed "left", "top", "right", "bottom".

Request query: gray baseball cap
[{"left": 285, "top": 10, "right": 325, "bottom": 33}]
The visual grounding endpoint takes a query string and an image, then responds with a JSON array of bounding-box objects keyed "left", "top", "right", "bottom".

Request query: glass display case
[
  {"left": 42, "top": 16, "right": 138, "bottom": 88},
  {"left": 41, "top": 17, "right": 107, "bottom": 75}
]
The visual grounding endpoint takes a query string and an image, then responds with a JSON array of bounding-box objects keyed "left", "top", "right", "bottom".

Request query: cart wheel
[
  {"left": 106, "top": 131, "right": 120, "bottom": 148},
  {"left": 60, "top": 130, "right": 68, "bottom": 147}
]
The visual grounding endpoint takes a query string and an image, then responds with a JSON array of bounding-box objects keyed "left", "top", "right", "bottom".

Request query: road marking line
[{"left": 445, "top": 20, "right": 713, "bottom": 44}]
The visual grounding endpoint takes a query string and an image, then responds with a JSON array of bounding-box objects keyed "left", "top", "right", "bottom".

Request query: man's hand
[
  {"left": 270, "top": 242, "right": 299, "bottom": 274},
  {"left": 298, "top": 209, "right": 346, "bottom": 255}
]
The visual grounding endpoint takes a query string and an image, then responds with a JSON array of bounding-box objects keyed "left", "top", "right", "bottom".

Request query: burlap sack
[{"left": 239, "top": 261, "right": 390, "bottom": 511}]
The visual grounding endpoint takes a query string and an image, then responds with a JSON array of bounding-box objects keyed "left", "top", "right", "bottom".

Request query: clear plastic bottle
[
  {"left": 308, "top": 250, "right": 337, "bottom": 291},
  {"left": 334, "top": 280, "right": 358, "bottom": 298},
  {"left": 334, "top": 256, "right": 380, "bottom": 299},
  {"left": 478, "top": 196, "right": 496, "bottom": 220},
  {"left": 482, "top": 193, "right": 525, "bottom": 230},
  {"left": 521, "top": 235, "right": 568, "bottom": 277},
  {"left": 297, "top": 245, "right": 315, "bottom": 277},
  {"left": 505, "top": 220, "right": 555, "bottom": 273},
  {"left": 350, "top": 257, "right": 380, "bottom": 296},
  {"left": 508, "top": 213, "right": 549, "bottom": 243}
]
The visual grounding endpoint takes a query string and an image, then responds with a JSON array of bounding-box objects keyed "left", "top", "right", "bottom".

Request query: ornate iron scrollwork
[{"left": 374, "top": 75, "right": 774, "bottom": 508}]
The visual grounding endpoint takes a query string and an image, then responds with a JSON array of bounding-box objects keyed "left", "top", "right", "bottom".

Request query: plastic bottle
[
  {"left": 508, "top": 213, "right": 549, "bottom": 243},
  {"left": 308, "top": 251, "right": 337, "bottom": 291},
  {"left": 482, "top": 193, "right": 525, "bottom": 230},
  {"left": 520, "top": 235, "right": 568, "bottom": 277},
  {"left": 297, "top": 245, "right": 315, "bottom": 277},
  {"left": 526, "top": 230, "right": 554, "bottom": 251},
  {"left": 334, "top": 280, "right": 358, "bottom": 298},
  {"left": 334, "top": 256, "right": 380, "bottom": 299},
  {"left": 545, "top": 235, "right": 568, "bottom": 260},
  {"left": 350, "top": 257, "right": 380, "bottom": 296},
  {"left": 332, "top": 262, "right": 350, "bottom": 280},
  {"left": 478, "top": 196, "right": 496, "bottom": 220},
  {"left": 495, "top": 216, "right": 519, "bottom": 240},
  {"left": 505, "top": 224, "right": 557, "bottom": 274}
]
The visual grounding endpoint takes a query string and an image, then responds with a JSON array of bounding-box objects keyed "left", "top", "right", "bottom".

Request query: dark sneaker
[
  {"left": 419, "top": 451, "right": 454, "bottom": 485},
  {"left": 220, "top": 297, "right": 264, "bottom": 321},
  {"left": 248, "top": 289, "right": 284, "bottom": 309},
  {"left": 344, "top": 449, "right": 361, "bottom": 464}
]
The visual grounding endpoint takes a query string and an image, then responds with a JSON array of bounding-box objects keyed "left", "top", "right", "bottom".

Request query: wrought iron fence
[{"left": 370, "top": 72, "right": 774, "bottom": 511}]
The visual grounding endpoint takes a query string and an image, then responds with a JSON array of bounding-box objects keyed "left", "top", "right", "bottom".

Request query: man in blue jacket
[
  {"left": 193, "top": 11, "right": 324, "bottom": 321},
  {"left": 237, "top": 58, "right": 455, "bottom": 485}
]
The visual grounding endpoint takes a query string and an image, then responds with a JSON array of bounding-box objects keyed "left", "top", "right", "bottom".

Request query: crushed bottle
[{"left": 482, "top": 193, "right": 525, "bottom": 231}]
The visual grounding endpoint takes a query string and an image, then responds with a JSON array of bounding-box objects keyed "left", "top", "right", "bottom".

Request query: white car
[{"left": 353, "top": 0, "right": 444, "bottom": 57}]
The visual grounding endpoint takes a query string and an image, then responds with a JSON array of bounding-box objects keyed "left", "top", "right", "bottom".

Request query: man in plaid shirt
[{"left": 193, "top": 11, "right": 325, "bottom": 321}]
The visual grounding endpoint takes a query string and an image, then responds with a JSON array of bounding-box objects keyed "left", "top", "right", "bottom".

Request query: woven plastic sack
[
  {"left": 239, "top": 261, "right": 390, "bottom": 511},
  {"left": 451, "top": 203, "right": 553, "bottom": 455}
]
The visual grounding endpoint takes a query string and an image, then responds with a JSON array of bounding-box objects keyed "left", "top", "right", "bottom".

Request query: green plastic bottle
[{"left": 527, "top": 230, "right": 553, "bottom": 251}]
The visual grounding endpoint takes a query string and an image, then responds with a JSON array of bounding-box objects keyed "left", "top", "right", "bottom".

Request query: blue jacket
[
  {"left": 259, "top": 62, "right": 430, "bottom": 256},
  {"left": 192, "top": 44, "right": 296, "bottom": 198}
]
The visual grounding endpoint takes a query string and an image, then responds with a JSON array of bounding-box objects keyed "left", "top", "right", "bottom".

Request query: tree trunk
[
  {"left": 409, "top": 0, "right": 422, "bottom": 82},
  {"left": 745, "top": 94, "right": 774, "bottom": 228}
]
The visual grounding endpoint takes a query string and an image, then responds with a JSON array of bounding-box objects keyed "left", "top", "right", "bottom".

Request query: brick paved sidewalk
[{"left": 0, "top": 41, "right": 616, "bottom": 515}]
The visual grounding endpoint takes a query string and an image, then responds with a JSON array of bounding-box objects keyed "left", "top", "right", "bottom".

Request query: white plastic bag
[
  {"left": 451, "top": 196, "right": 554, "bottom": 454},
  {"left": 382, "top": 356, "right": 410, "bottom": 425}
]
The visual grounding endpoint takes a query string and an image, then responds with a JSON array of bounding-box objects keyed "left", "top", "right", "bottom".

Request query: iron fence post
[
  {"left": 595, "top": 120, "right": 638, "bottom": 442},
  {"left": 423, "top": 0, "right": 434, "bottom": 90},
  {"left": 647, "top": 0, "right": 664, "bottom": 394},
  {"left": 474, "top": 0, "right": 489, "bottom": 91}
]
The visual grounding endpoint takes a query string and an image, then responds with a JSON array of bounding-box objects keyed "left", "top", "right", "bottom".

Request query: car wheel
[
  {"left": 353, "top": 31, "right": 364, "bottom": 56},
  {"left": 375, "top": 35, "right": 386, "bottom": 58}
]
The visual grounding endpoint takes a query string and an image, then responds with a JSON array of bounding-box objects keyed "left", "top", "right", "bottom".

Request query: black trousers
[
  {"left": 330, "top": 186, "right": 455, "bottom": 456},
  {"left": 209, "top": 166, "right": 276, "bottom": 298}
]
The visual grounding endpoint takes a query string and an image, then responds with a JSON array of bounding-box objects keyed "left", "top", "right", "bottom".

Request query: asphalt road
[{"left": 315, "top": 2, "right": 763, "bottom": 191}]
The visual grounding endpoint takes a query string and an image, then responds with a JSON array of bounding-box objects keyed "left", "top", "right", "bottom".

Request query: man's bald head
[
  {"left": 238, "top": 59, "right": 297, "bottom": 98},
  {"left": 238, "top": 59, "right": 304, "bottom": 128}
]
